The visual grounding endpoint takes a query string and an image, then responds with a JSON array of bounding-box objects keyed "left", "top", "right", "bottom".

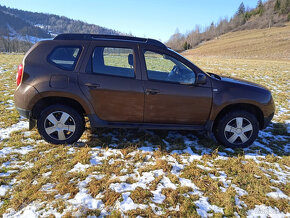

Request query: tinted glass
[
  {"left": 144, "top": 51, "right": 195, "bottom": 84},
  {"left": 92, "top": 47, "right": 135, "bottom": 78},
  {"left": 49, "top": 47, "right": 80, "bottom": 70}
]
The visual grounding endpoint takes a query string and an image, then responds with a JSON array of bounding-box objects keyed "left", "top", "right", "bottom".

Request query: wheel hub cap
[
  {"left": 57, "top": 123, "right": 63, "bottom": 128},
  {"left": 236, "top": 128, "right": 242, "bottom": 134},
  {"left": 44, "top": 111, "right": 76, "bottom": 141},
  {"left": 224, "top": 117, "right": 253, "bottom": 145}
]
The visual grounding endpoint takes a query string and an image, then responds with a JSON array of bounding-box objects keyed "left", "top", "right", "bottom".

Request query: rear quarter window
[{"left": 48, "top": 47, "right": 81, "bottom": 70}]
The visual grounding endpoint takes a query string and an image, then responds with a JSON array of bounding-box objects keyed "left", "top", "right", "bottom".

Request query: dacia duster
[{"left": 14, "top": 34, "right": 275, "bottom": 148}]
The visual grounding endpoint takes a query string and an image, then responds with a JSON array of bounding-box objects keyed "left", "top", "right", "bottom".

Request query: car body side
[{"left": 14, "top": 39, "right": 274, "bottom": 133}]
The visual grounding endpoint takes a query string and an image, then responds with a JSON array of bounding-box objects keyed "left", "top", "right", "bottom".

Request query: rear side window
[
  {"left": 48, "top": 47, "right": 81, "bottom": 70},
  {"left": 92, "top": 47, "right": 135, "bottom": 78}
]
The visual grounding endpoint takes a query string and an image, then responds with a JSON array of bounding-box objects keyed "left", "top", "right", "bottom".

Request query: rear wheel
[
  {"left": 37, "top": 104, "right": 85, "bottom": 144},
  {"left": 214, "top": 110, "right": 259, "bottom": 148}
]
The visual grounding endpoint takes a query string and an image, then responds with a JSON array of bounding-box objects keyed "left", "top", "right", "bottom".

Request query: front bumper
[{"left": 16, "top": 107, "right": 36, "bottom": 130}]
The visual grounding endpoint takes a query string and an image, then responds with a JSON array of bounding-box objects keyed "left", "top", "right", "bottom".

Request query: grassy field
[
  {"left": 183, "top": 22, "right": 290, "bottom": 61},
  {"left": 0, "top": 51, "right": 289, "bottom": 217}
]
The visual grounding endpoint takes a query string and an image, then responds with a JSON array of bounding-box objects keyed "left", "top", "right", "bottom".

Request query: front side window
[
  {"left": 48, "top": 47, "right": 81, "bottom": 70},
  {"left": 92, "top": 47, "right": 135, "bottom": 78},
  {"left": 144, "top": 51, "right": 195, "bottom": 84}
]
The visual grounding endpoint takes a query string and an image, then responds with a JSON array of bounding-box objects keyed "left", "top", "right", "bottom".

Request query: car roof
[{"left": 54, "top": 33, "right": 167, "bottom": 49}]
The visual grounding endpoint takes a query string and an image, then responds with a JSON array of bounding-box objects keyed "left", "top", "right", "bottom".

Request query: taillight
[{"left": 16, "top": 64, "right": 23, "bottom": 86}]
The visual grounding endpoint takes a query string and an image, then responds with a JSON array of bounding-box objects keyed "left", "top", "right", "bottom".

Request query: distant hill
[
  {"left": 0, "top": 5, "right": 120, "bottom": 37},
  {"left": 182, "top": 23, "right": 290, "bottom": 61},
  {"left": 0, "top": 10, "right": 50, "bottom": 39},
  {"left": 167, "top": 0, "right": 290, "bottom": 51},
  {"left": 0, "top": 5, "right": 121, "bottom": 52}
]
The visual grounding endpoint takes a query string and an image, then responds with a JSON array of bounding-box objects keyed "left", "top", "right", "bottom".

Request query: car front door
[
  {"left": 78, "top": 42, "right": 144, "bottom": 122},
  {"left": 141, "top": 49, "right": 212, "bottom": 125}
]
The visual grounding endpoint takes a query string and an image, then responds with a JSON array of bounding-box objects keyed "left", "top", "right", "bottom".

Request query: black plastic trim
[
  {"left": 54, "top": 34, "right": 167, "bottom": 49},
  {"left": 16, "top": 107, "right": 31, "bottom": 118},
  {"left": 88, "top": 114, "right": 205, "bottom": 130},
  {"left": 263, "top": 112, "right": 274, "bottom": 129}
]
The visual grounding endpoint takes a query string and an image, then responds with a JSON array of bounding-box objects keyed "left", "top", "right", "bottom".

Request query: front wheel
[
  {"left": 37, "top": 104, "right": 85, "bottom": 144},
  {"left": 214, "top": 110, "right": 259, "bottom": 148}
]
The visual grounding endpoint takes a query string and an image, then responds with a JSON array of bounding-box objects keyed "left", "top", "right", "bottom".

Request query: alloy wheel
[
  {"left": 44, "top": 111, "right": 76, "bottom": 141},
  {"left": 224, "top": 117, "right": 253, "bottom": 145}
]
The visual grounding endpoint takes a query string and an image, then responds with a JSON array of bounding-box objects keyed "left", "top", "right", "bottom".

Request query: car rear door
[
  {"left": 140, "top": 47, "right": 212, "bottom": 125},
  {"left": 78, "top": 41, "right": 144, "bottom": 122}
]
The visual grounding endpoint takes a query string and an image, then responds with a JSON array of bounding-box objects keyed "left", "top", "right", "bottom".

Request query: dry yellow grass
[
  {"left": 183, "top": 22, "right": 290, "bottom": 61},
  {"left": 0, "top": 54, "right": 24, "bottom": 128},
  {"left": 0, "top": 25, "right": 289, "bottom": 217}
]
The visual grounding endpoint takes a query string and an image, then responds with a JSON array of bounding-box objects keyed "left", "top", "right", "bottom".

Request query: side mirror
[{"left": 196, "top": 73, "right": 207, "bottom": 85}]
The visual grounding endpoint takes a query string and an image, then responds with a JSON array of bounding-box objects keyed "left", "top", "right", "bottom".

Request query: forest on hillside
[
  {"left": 0, "top": 5, "right": 120, "bottom": 36},
  {"left": 0, "top": 5, "right": 120, "bottom": 52},
  {"left": 166, "top": 0, "right": 290, "bottom": 51}
]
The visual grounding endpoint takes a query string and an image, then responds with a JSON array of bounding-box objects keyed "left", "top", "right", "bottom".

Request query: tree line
[{"left": 166, "top": 0, "right": 290, "bottom": 51}]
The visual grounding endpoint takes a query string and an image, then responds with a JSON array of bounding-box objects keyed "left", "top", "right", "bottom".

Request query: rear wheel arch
[
  {"left": 32, "top": 97, "right": 86, "bottom": 120},
  {"left": 213, "top": 103, "right": 264, "bottom": 131}
]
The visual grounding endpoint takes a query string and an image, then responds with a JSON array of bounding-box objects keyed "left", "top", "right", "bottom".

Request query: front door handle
[
  {"left": 85, "top": 83, "right": 100, "bottom": 89},
  {"left": 145, "top": 89, "right": 160, "bottom": 95}
]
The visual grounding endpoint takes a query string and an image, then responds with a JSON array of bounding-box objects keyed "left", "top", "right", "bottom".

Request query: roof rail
[{"left": 54, "top": 34, "right": 167, "bottom": 48}]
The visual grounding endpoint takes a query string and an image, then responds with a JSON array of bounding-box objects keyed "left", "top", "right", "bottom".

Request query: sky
[{"left": 0, "top": 0, "right": 259, "bottom": 42}]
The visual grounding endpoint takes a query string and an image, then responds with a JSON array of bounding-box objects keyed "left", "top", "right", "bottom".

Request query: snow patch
[
  {"left": 0, "top": 121, "right": 28, "bottom": 141},
  {"left": 68, "top": 175, "right": 105, "bottom": 210},
  {"left": 179, "top": 178, "right": 199, "bottom": 190},
  {"left": 0, "top": 185, "right": 10, "bottom": 196},
  {"left": 69, "top": 162, "right": 90, "bottom": 173},
  {"left": 40, "top": 183, "right": 55, "bottom": 192},
  {"left": 0, "top": 146, "right": 34, "bottom": 158},
  {"left": 247, "top": 205, "right": 289, "bottom": 218},
  {"left": 195, "top": 197, "right": 224, "bottom": 216},
  {"left": 118, "top": 192, "right": 147, "bottom": 212},
  {"left": 266, "top": 187, "right": 289, "bottom": 199}
]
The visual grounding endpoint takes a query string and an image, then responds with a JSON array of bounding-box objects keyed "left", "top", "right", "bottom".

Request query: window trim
[
  {"left": 90, "top": 46, "right": 137, "bottom": 79},
  {"left": 47, "top": 46, "right": 82, "bottom": 71},
  {"left": 143, "top": 49, "right": 196, "bottom": 85}
]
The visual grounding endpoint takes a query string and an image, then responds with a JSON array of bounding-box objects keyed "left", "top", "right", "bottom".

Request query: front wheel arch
[{"left": 212, "top": 103, "right": 264, "bottom": 131}]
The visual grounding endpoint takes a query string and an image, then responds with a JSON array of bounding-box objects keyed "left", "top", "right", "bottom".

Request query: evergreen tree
[
  {"left": 182, "top": 41, "right": 191, "bottom": 50},
  {"left": 236, "top": 2, "right": 246, "bottom": 16},
  {"left": 280, "top": 0, "right": 290, "bottom": 14},
  {"left": 257, "top": 0, "right": 264, "bottom": 15},
  {"left": 257, "top": 0, "right": 263, "bottom": 8},
  {"left": 274, "top": 0, "right": 281, "bottom": 12}
]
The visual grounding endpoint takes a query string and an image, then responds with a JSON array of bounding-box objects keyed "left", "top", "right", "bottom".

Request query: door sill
[{"left": 108, "top": 122, "right": 205, "bottom": 130}]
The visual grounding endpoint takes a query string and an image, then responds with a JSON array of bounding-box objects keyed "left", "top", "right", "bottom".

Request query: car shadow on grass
[{"left": 75, "top": 121, "right": 289, "bottom": 158}]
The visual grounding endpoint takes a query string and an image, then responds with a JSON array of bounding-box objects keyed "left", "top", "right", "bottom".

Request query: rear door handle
[
  {"left": 85, "top": 83, "right": 100, "bottom": 89},
  {"left": 145, "top": 89, "right": 160, "bottom": 95}
]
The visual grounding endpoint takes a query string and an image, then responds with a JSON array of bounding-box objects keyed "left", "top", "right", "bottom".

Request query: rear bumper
[
  {"left": 16, "top": 107, "right": 31, "bottom": 119},
  {"left": 16, "top": 107, "right": 36, "bottom": 130}
]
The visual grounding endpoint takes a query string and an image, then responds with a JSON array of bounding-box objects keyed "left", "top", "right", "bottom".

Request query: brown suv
[{"left": 14, "top": 34, "right": 275, "bottom": 148}]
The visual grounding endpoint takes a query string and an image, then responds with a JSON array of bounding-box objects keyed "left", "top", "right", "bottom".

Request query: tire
[
  {"left": 214, "top": 110, "right": 259, "bottom": 148},
  {"left": 37, "top": 104, "right": 85, "bottom": 144}
]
